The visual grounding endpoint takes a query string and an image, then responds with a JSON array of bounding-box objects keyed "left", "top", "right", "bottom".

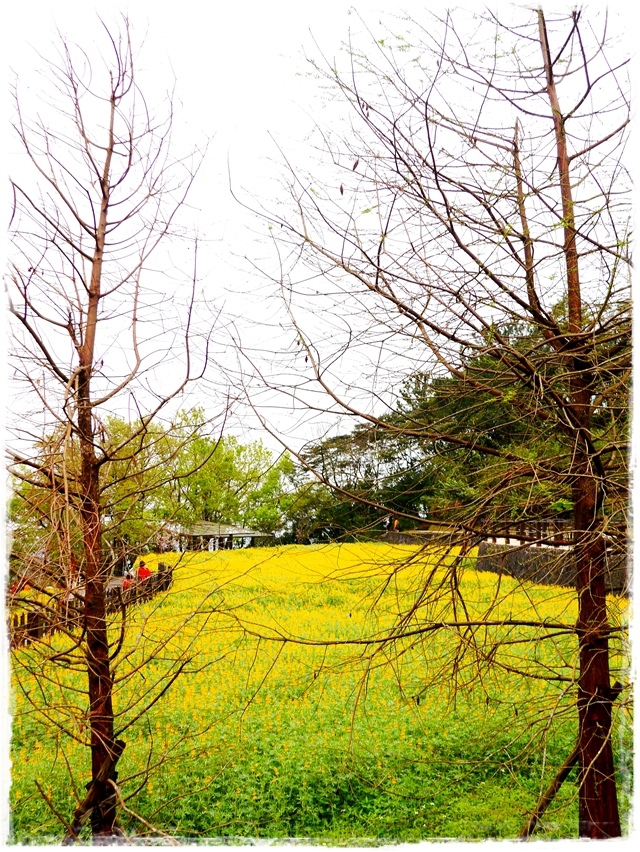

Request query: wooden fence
[{"left": 8, "top": 563, "right": 174, "bottom": 651}]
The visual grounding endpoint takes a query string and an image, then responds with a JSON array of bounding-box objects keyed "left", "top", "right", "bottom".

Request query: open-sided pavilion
[{"left": 178, "top": 522, "right": 269, "bottom": 551}]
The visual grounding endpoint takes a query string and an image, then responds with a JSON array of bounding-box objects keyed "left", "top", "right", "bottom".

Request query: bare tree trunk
[
  {"left": 9, "top": 21, "right": 213, "bottom": 839},
  {"left": 79, "top": 430, "right": 117, "bottom": 837},
  {"left": 78, "top": 120, "right": 118, "bottom": 836},
  {"left": 573, "top": 472, "right": 620, "bottom": 837},
  {"left": 538, "top": 10, "right": 621, "bottom": 837}
]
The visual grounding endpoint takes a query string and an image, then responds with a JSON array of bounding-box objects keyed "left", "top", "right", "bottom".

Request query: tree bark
[
  {"left": 538, "top": 9, "right": 621, "bottom": 838},
  {"left": 573, "top": 477, "right": 621, "bottom": 837},
  {"left": 77, "top": 91, "right": 118, "bottom": 838},
  {"left": 79, "top": 432, "right": 117, "bottom": 838}
]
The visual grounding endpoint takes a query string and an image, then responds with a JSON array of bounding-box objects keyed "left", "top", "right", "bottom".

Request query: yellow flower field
[{"left": 9, "top": 543, "right": 631, "bottom": 842}]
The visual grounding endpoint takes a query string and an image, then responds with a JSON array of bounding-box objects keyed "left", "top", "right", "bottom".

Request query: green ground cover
[{"left": 9, "top": 544, "right": 632, "bottom": 842}]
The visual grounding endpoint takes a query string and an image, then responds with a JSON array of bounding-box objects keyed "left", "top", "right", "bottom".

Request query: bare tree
[
  {"left": 238, "top": 7, "right": 630, "bottom": 839},
  {"left": 7, "top": 20, "right": 219, "bottom": 839}
]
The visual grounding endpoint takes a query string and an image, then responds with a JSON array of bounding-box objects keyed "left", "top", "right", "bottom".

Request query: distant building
[{"left": 177, "top": 522, "right": 269, "bottom": 551}]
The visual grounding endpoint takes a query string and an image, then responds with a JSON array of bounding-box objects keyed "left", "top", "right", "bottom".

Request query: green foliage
[
  {"left": 551, "top": 498, "right": 574, "bottom": 515},
  {"left": 9, "top": 409, "right": 296, "bottom": 578},
  {"left": 291, "top": 314, "right": 629, "bottom": 537},
  {"left": 155, "top": 410, "right": 294, "bottom": 533}
]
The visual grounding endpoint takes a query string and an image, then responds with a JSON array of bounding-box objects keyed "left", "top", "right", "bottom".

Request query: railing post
[{"left": 27, "top": 611, "right": 38, "bottom": 641}]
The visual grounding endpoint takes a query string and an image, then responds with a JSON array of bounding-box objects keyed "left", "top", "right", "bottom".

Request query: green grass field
[{"left": 9, "top": 543, "right": 632, "bottom": 842}]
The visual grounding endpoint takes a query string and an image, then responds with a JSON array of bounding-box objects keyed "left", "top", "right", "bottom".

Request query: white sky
[
  {"left": 3, "top": 0, "right": 635, "bottom": 452},
  {"left": 2, "top": 0, "right": 410, "bottom": 451},
  {"left": 3, "top": 0, "right": 394, "bottom": 275}
]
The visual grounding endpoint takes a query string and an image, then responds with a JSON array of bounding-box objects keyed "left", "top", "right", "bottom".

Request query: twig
[
  {"left": 108, "top": 779, "right": 181, "bottom": 845},
  {"left": 34, "top": 779, "right": 75, "bottom": 837},
  {"left": 518, "top": 743, "right": 579, "bottom": 839}
]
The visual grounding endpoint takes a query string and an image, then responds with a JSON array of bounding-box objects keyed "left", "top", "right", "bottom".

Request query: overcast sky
[
  {"left": 3, "top": 0, "right": 413, "bottom": 448},
  {"left": 4, "top": 0, "right": 394, "bottom": 276},
  {"left": 3, "top": 0, "right": 636, "bottom": 453}
]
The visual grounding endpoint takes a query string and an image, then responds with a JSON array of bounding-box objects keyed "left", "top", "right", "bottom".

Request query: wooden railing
[
  {"left": 8, "top": 563, "right": 174, "bottom": 650},
  {"left": 382, "top": 520, "right": 574, "bottom": 547},
  {"left": 383, "top": 519, "right": 625, "bottom": 549},
  {"left": 485, "top": 520, "right": 574, "bottom": 547}
]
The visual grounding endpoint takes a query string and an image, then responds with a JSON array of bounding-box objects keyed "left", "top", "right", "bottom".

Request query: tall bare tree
[
  {"left": 7, "top": 20, "right": 215, "bottom": 839},
  {"left": 240, "top": 7, "right": 630, "bottom": 838}
]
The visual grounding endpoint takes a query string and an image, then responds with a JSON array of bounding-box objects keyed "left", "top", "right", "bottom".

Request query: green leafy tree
[{"left": 156, "top": 411, "right": 294, "bottom": 534}]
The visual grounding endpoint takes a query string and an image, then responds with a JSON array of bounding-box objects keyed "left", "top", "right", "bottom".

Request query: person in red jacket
[{"left": 136, "top": 561, "right": 151, "bottom": 580}]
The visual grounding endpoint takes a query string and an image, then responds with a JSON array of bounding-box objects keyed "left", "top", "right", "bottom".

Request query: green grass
[{"left": 9, "top": 543, "right": 632, "bottom": 842}]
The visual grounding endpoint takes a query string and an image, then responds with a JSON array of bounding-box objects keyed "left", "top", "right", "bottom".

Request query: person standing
[{"left": 136, "top": 560, "right": 151, "bottom": 580}]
